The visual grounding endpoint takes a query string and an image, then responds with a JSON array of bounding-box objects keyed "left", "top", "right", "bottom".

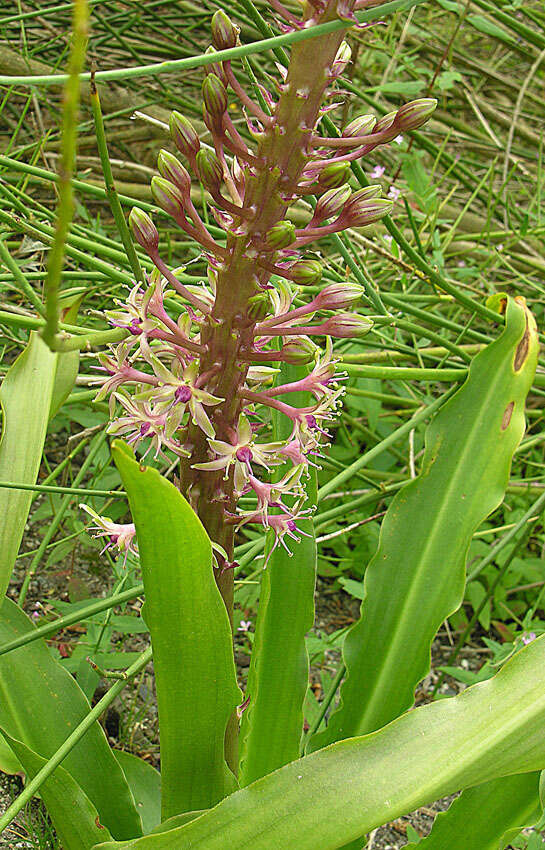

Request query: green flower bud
[
  {"left": 316, "top": 162, "right": 351, "bottom": 191},
  {"left": 331, "top": 41, "right": 351, "bottom": 77},
  {"left": 280, "top": 337, "right": 317, "bottom": 365},
  {"left": 129, "top": 207, "right": 159, "bottom": 251},
  {"left": 169, "top": 111, "right": 200, "bottom": 159},
  {"left": 322, "top": 313, "right": 373, "bottom": 338},
  {"left": 344, "top": 185, "right": 382, "bottom": 207},
  {"left": 395, "top": 98, "right": 437, "bottom": 131},
  {"left": 247, "top": 292, "right": 271, "bottom": 322},
  {"left": 342, "top": 114, "right": 377, "bottom": 138},
  {"left": 195, "top": 148, "right": 224, "bottom": 192},
  {"left": 342, "top": 197, "right": 393, "bottom": 227},
  {"left": 157, "top": 149, "right": 191, "bottom": 196},
  {"left": 289, "top": 259, "right": 323, "bottom": 286},
  {"left": 204, "top": 47, "right": 229, "bottom": 87},
  {"left": 374, "top": 111, "right": 397, "bottom": 134},
  {"left": 314, "top": 282, "right": 365, "bottom": 310},
  {"left": 202, "top": 73, "right": 228, "bottom": 119},
  {"left": 263, "top": 221, "right": 296, "bottom": 250},
  {"left": 151, "top": 176, "right": 185, "bottom": 219},
  {"left": 211, "top": 9, "right": 239, "bottom": 50},
  {"left": 312, "top": 184, "right": 352, "bottom": 222}
]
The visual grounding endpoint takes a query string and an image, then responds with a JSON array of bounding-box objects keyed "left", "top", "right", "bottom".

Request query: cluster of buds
[{"left": 87, "top": 1, "right": 436, "bottom": 580}]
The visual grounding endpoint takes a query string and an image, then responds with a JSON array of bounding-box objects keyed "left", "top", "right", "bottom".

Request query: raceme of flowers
[{"left": 84, "top": 1, "right": 436, "bottom": 567}]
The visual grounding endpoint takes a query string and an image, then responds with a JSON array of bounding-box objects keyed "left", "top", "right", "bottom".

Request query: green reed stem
[
  {"left": 0, "top": 239, "right": 44, "bottom": 315},
  {"left": 0, "top": 481, "right": 122, "bottom": 497},
  {"left": 0, "top": 583, "right": 144, "bottom": 657},
  {"left": 41, "top": 0, "right": 89, "bottom": 350},
  {"left": 0, "top": 0, "right": 428, "bottom": 87},
  {"left": 89, "top": 73, "right": 144, "bottom": 283}
]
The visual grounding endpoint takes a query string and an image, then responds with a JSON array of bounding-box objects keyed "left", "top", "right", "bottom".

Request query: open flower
[
  {"left": 108, "top": 390, "right": 190, "bottom": 459},
  {"left": 80, "top": 504, "right": 137, "bottom": 564},
  {"left": 137, "top": 358, "right": 223, "bottom": 439},
  {"left": 245, "top": 464, "right": 307, "bottom": 525},
  {"left": 236, "top": 502, "right": 314, "bottom": 565},
  {"left": 193, "top": 414, "right": 283, "bottom": 493}
]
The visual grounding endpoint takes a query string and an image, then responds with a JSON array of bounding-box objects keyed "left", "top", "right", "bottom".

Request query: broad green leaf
[
  {"left": 311, "top": 296, "right": 538, "bottom": 749},
  {"left": 49, "top": 291, "right": 83, "bottom": 419},
  {"left": 405, "top": 773, "right": 542, "bottom": 850},
  {"left": 239, "top": 363, "right": 317, "bottom": 786},
  {"left": 0, "top": 333, "right": 56, "bottom": 599},
  {"left": 0, "top": 597, "right": 142, "bottom": 839},
  {"left": 115, "top": 751, "right": 161, "bottom": 835},
  {"left": 93, "top": 634, "right": 545, "bottom": 850},
  {"left": 2, "top": 730, "right": 112, "bottom": 850},
  {"left": 0, "top": 732, "right": 22, "bottom": 774},
  {"left": 113, "top": 442, "right": 241, "bottom": 820},
  {"left": 50, "top": 350, "right": 80, "bottom": 419},
  {"left": 150, "top": 812, "right": 206, "bottom": 834}
]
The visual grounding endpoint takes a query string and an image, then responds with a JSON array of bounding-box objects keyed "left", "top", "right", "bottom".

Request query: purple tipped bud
[
  {"left": 151, "top": 176, "right": 185, "bottom": 219},
  {"left": 314, "top": 282, "right": 365, "bottom": 310},
  {"left": 157, "top": 149, "right": 191, "bottom": 196},
  {"left": 202, "top": 73, "right": 228, "bottom": 119},
  {"left": 342, "top": 197, "right": 393, "bottom": 227},
  {"left": 316, "top": 162, "right": 351, "bottom": 191},
  {"left": 170, "top": 111, "right": 201, "bottom": 159},
  {"left": 321, "top": 313, "right": 373, "bottom": 338},
  {"left": 289, "top": 259, "right": 323, "bottom": 286},
  {"left": 343, "top": 114, "right": 377, "bottom": 138},
  {"left": 195, "top": 148, "right": 224, "bottom": 192},
  {"left": 395, "top": 98, "right": 437, "bottom": 131},
  {"left": 280, "top": 337, "right": 317, "bottom": 365},
  {"left": 312, "top": 184, "right": 352, "bottom": 223},
  {"left": 263, "top": 221, "right": 296, "bottom": 250},
  {"left": 211, "top": 9, "right": 239, "bottom": 50},
  {"left": 129, "top": 208, "right": 159, "bottom": 251},
  {"left": 374, "top": 111, "right": 397, "bottom": 134},
  {"left": 247, "top": 292, "right": 271, "bottom": 322}
]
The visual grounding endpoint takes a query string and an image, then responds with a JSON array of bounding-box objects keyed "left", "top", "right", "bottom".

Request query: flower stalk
[{"left": 89, "top": 5, "right": 437, "bottom": 770}]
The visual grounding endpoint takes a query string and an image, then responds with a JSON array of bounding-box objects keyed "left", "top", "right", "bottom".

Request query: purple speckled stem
[
  {"left": 181, "top": 1, "right": 351, "bottom": 622},
  {"left": 176, "top": 0, "right": 354, "bottom": 772}
]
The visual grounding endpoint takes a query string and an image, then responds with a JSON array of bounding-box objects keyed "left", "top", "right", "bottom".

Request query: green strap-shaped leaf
[
  {"left": 2, "top": 730, "right": 112, "bottom": 850},
  {"left": 0, "top": 333, "right": 56, "bottom": 599},
  {"left": 50, "top": 292, "right": 82, "bottom": 418},
  {"left": 115, "top": 751, "right": 161, "bottom": 835},
  {"left": 0, "top": 598, "right": 142, "bottom": 839},
  {"left": 93, "top": 634, "right": 545, "bottom": 850},
  {"left": 404, "top": 772, "right": 542, "bottom": 850},
  {"left": 310, "top": 296, "right": 538, "bottom": 749},
  {"left": 112, "top": 442, "right": 241, "bottom": 821},
  {"left": 239, "top": 363, "right": 317, "bottom": 785}
]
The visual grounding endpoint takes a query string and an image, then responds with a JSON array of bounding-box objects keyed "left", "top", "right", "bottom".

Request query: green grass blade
[
  {"left": 92, "top": 634, "right": 545, "bottom": 850},
  {"left": 0, "top": 598, "right": 142, "bottom": 839},
  {"left": 239, "top": 364, "right": 317, "bottom": 786},
  {"left": 310, "top": 295, "right": 538, "bottom": 750},
  {"left": 0, "top": 333, "right": 57, "bottom": 600},
  {"left": 2, "top": 730, "right": 113, "bottom": 850},
  {"left": 404, "top": 773, "right": 542, "bottom": 850},
  {"left": 112, "top": 441, "right": 241, "bottom": 820}
]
